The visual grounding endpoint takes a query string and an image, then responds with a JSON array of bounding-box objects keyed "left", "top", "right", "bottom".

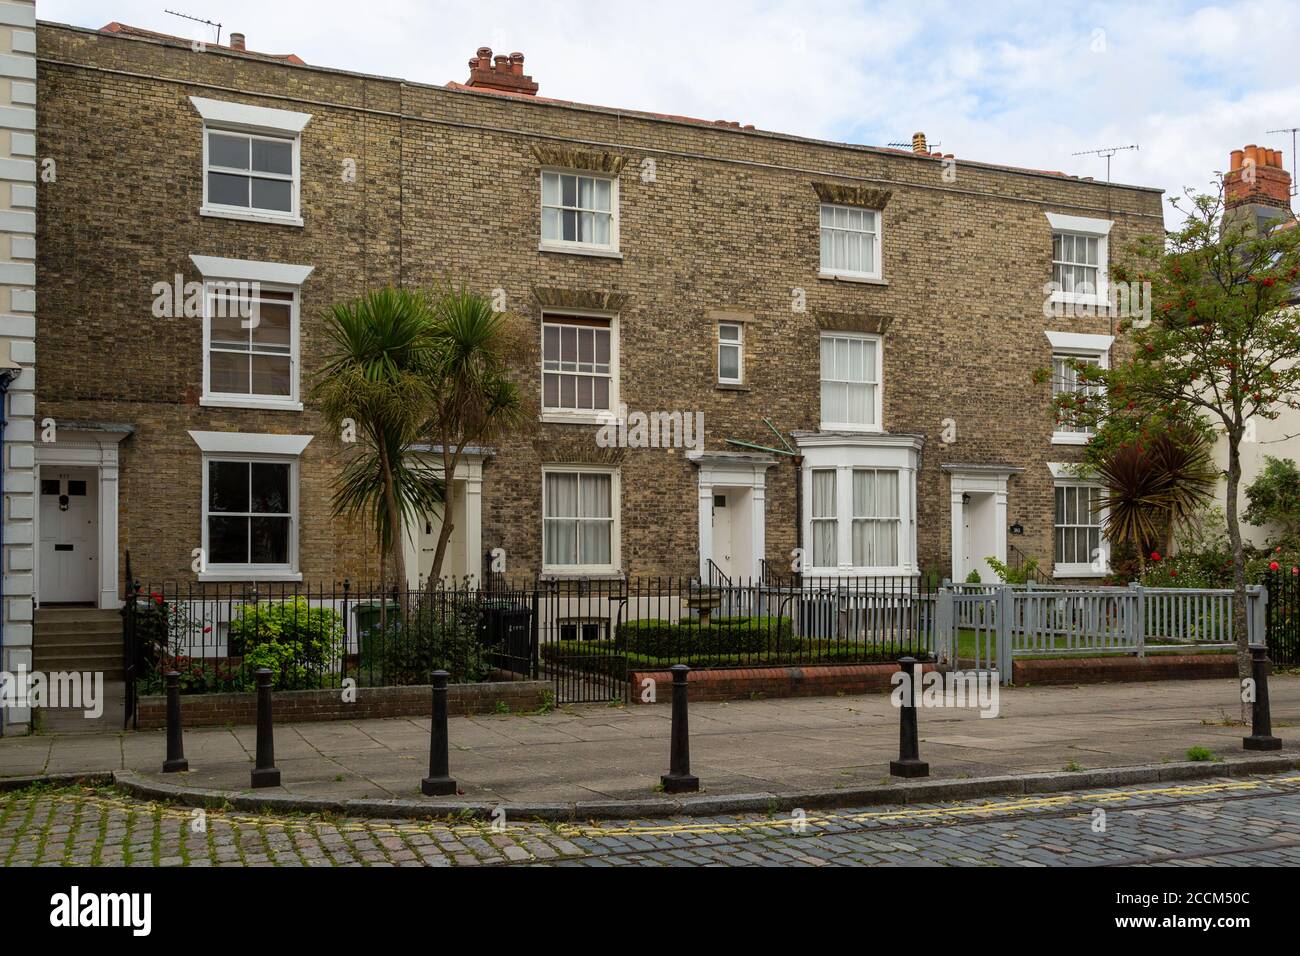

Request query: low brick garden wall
[
  {"left": 631, "top": 654, "right": 1237, "bottom": 703},
  {"left": 630, "top": 664, "right": 903, "bottom": 703},
  {"left": 1012, "top": 654, "right": 1237, "bottom": 685},
  {"left": 137, "top": 680, "right": 551, "bottom": 729}
]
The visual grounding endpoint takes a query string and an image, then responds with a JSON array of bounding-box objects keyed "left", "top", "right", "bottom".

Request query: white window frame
[
  {"left": 796, "top": 432, "right": 921, "bottom": 579},
  {"left": 189, "top": 431, "right": 313, "bottom": 582},
  {"left": 819, "top": 331, "right": 883, "bottom": 433},
  {"left": 541, "top": 465, "right": 621, "bottom": 576},
  {"left": 819, "top": 203, "right": 882, "bottom": 281},
  {"left": 538, "top": 168, "right": 621, "bottom": 258},
  {"left": 191, "top": 97, "right": 311, "bottom": 227},
  {"left": 191, "top": 256, "right": 313, "bottom": 411},
  {"left": 717, "top": 321, "right": 744, "bottom": 385},
  {"left": 850, "top": 467, "right": 902, "bottom": 569},
  {"left": 1045, "top": 331, "right": 1113, "bottom": 445},
  {"left": 1050, "top": 468, "right": 1109, "bottom": 579},
  {"left": 540, "top": 310, "right": 620, "bottom": 425},
  {"left": 1045, "top": 212, "right": 1111, "bottom": 307}
]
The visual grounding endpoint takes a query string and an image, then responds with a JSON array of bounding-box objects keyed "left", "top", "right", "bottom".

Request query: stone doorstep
[{"left": 53, "top": 752, "right": 1297, "bottom": 821}]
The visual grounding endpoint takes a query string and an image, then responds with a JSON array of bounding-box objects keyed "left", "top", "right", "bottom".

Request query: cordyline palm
[
  {"left": 1095, "top": 425, "right": 1217, "bottom": 569},
  {"left": 423, "top": 282, "right": 528, "bottom": 588},
  {"left": 314, "top": 288, "right": 443, "bottom": 598}
]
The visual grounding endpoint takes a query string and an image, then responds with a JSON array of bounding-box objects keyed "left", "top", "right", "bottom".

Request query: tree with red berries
[{"left": 1054, "top": 186, "right": 1300, "bottom": 679}]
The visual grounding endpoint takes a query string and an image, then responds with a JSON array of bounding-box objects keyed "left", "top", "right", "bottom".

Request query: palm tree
[
  {"left": 1096, "top": 424, "right": 1217, "bottom": 570},
  {"left": 314, "top": 288, "right": 443, "bottom": 597},
  {"left": 423, "top": 282, "right": 528, "bottom": 587}
]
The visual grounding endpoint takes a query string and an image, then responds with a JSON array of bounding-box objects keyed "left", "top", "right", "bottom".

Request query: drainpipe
[
  {"left": 0, "top": 366, "right": 19, "bottom": 737},
  {"left": 793, "top": 454, "right": 803, "bottom": 587}
]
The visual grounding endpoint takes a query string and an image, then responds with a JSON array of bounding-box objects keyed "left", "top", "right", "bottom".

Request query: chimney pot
[
  {"left": 1226, "top": 142, "right": 1292, "bottom": 214},
  {"left": 229, "top": 32, "right": 245, "bottom": 51},
  {"left": 464, "top": 45, "right": 539, "bottom": 95},
  {"left": 911, "top": 131, "right": 927, "bottom": 154}
]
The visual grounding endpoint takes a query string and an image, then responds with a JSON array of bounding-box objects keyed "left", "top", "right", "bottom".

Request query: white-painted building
[
  {"left": 1210, "top": 145, "right": 1299, "bottom": 547},
  {"left": 0, "top": 0, "right": 35, "bottom": 735}
]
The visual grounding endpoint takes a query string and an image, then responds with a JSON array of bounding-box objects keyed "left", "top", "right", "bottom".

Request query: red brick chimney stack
[
  {"left": 465, "top": 47, "right": 539, "bottom": 95},
  {"left": 1225, "top": 143, "right": 1292, "bottom": 211}
]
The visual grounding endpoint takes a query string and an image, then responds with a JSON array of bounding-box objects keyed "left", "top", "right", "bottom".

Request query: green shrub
[
  {"left": 985, "top": 556, "right": 1039, "bottom": 585},
  {"left": 359, "top": 600, "right": 490, "bottom": 686},
  {"left": 614, "top": 616, "right": 792, "bottom": 658},
  {"left": 539, "top": 634, "right": 915, "bottom": 678},
  {"left": 227, "top": 599, "right": 344, "bottom": 689}
]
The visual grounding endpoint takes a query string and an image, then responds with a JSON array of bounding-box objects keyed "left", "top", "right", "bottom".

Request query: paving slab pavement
[{"left": 1, "top": 676, "right": 1296, "bottom": 806}]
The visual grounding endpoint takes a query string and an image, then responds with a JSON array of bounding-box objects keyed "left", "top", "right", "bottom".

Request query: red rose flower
[
  {"left": 1151, "top": 551, "right": 1162, "bottom": 562},
  {"left": 1269, "top": 561, "right": 1280, "bottom": 572}
]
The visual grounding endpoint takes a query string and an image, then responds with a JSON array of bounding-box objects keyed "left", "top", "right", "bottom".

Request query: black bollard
[
  {"left": 421, "top": 670, "right": 457, "bottom": 796},
  {"left": 1243, "top": 644, "right": 1282, "bottom": 751},
  {"left": 660, "top": 664, "right": 699, "bottom": 793},
  {"left": 890, "top": 656, "right": 930, "bottom": 778},
  {"left": 250, "top": 668, "right": 281, "bottom": 788},
  {"left": 162, "top": 671, "right": 189, "bottom": 773}
]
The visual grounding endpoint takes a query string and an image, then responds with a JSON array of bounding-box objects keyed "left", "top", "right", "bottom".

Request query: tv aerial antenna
[
  {"left": 1072, "top": 144, "right": 1139, "bottom": 184},
  {"left": 164, "top": 9, "right": 222, "bottom": 45},
  {"left": 1265, "top": 127, "right": 1299, "bottom": 197}
]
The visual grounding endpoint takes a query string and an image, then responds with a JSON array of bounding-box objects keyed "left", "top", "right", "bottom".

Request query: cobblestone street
[{"left": 3, "top": 773, "right": 1297, "bottom": 867}]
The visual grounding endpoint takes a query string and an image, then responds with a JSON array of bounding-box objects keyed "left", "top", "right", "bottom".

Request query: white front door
[
  {"left": 39, "top": 467, "right": 98, "bottom": 604},
  {"left": 711, "top": 493, "right": 734, "bottom": 580}
]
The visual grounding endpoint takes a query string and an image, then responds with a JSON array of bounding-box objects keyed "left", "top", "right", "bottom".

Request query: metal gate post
[
  {"left": 997, "top": 585, "right": 1013, "bottom": 685},
  {"left": 1133, "top": 584, "right": 1146, "bottom": 658},
  {"left": 935, "top": 588, "right": 955, "bottom": 668}
]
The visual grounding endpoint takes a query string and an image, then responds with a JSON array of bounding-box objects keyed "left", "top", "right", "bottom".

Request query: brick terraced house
[{"left": 31, "top": 20, "right": 1165, "bottom": 624}]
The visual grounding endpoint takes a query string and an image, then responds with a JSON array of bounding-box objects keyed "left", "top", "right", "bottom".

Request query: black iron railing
[
  {"left": 1265, "top": 569, "right": 1299, "bottom": 668},
  {"left": 129, "top": 580, "right": 536, "bottom": 698},
  {"left": 125, "top": 575, "right": 940, "bottom": 704}
]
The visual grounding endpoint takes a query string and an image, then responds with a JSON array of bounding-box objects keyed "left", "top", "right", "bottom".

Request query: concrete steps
[{"left": 34, "top": 607, "right": 124, "bottom": 680}]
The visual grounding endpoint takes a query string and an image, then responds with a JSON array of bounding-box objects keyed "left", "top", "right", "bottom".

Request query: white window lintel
[
  {"left": 190, "top": 255, "right": 314, "bottom": 287},
  {"left": 1045, "top": 212, "right": 1113, "bottom": 236},
  {"left": 190, "top": 96, "right": 312, "bottom": 135},
  {"left": 1045, "top": 330, "right": 1114, "bottom": 355},
  {"left": 189, "top": 431, "right": 313, "bottom": 457},
  {"left": 1047, "top": 461, "right": 1098, "bottom": 481}
]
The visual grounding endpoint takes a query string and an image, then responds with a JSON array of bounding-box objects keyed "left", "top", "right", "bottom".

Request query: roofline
[{"left": 38, "top": 19, "right": 1164, "bottom": 196}]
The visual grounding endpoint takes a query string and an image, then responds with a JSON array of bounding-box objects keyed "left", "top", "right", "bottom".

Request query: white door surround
[
  {"left": 689, "top": 451, "right": 775, "bottom": 583},
  {"left": 943, "top": 464, "right": 1022, "bottom": 583},
  {"left": 34, "top": 425, "right": 133, "bottom": 610},
  {"left": 403, "top": 447, "right": 487, "bottom": 588}
]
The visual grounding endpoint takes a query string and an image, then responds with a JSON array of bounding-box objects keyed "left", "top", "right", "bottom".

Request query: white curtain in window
[
  {"left": 852, "top": 470, "right": 899, "bottom": 566},
  {"left": 544, "top": 473, "right": 579, "bottom": 566},
  {"left": 810, "top": 469, "right": 837, "bottom": 566},
  {"left": 578, "top": 473, "right": 612, "bottom": 565},
  {"left": 545, "top": 472, "right": 612, "bottom": 567},
  {"left": 820, "top": 336, "right": 877, "bottom": 426}
]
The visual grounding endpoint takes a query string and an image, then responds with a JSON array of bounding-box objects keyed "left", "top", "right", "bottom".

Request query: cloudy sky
[{"left": 39, "top": 0, "right": 1300, "bottom": 227}]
